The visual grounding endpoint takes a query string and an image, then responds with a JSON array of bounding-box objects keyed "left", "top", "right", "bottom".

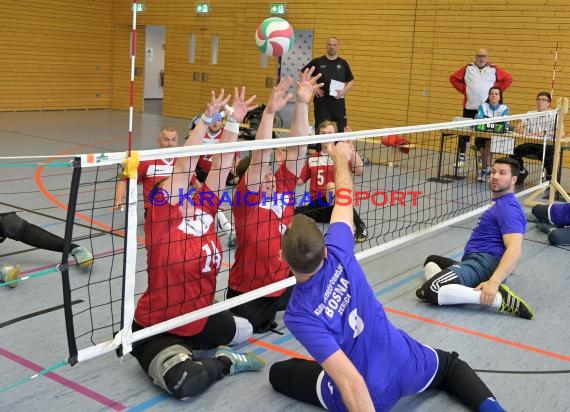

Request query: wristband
[
  {"left": 201, "top": 113, "right": 213, "bottom": 125},
  {"left": 201, "top": 112, "right": 224, "bottom": 125},
  {"left": 224, "top": 121, "right": 240, "bottom": 134}
]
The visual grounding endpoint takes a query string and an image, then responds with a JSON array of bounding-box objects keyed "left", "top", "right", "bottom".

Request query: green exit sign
[
  {"left": 270, "top": 3, "right": 287, "bottom": 15},
  {"left": 196, "top": 3, "right": 210, "bottom": 14}
]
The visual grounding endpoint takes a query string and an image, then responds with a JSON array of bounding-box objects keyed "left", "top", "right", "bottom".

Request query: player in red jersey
[
  {"left": 296, "top": 120, "right": 367, "bottom": 242},
  {"left": 131, "top": 88, "right": 266, "bottom": 401},
  {"left": 188, "top": 115, "right": 239, "bottom": 247},
  {"left": 227, "top": 68, "right": 323, "bottom": 333},
  {"left": 113, "top": 127, "right": 178, "bottom": 215}
]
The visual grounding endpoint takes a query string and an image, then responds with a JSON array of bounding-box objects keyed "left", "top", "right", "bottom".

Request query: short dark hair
[
  {"left": 536, "top": 91, "right": 552, "bottom": 102},
  {"left": 281, "top": 214, "right": 325, "bottom": 274},
  {"left": 494, "top": 157, "right": 520, "bottom": 177}
]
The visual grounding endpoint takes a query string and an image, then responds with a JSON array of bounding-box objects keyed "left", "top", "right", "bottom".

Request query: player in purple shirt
[
  {"left": 528, "top": 202, "right": 570, "bottom": 246},
  {"left": 269, "top": 141, "right": 505, "bottom": 411},
  {"left": 416, "top": 157, "right": 534, "bottom": 319}
]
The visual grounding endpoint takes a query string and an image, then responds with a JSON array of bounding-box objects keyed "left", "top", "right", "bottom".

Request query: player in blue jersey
[
  {"left": 416, "top": 157, "right": 535, "bottom": 320},
  {"left": 528, "top": 202, "right": 570, "bottom": 246},
  {"left": 269, "top": 141, "right": 505, "bottom": 411}
]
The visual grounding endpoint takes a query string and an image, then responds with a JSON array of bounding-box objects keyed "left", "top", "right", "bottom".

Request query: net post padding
[
  {"left": 117, "top": 152, "right": 140, "bottom": 357},
  {"left": 62, "top": 157, "right": 83, "bottom": 366}
]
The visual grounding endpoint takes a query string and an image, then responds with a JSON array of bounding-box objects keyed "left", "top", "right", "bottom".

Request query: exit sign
[
  {"left": 270, "top": 3, "right": 286, "bottom": 15},
  {"left": 196, "top": 3, "right": 210, "bottom": 14}
]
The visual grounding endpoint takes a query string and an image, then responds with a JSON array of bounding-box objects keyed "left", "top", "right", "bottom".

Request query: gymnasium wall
[
  {"left": 0, "top": 1, "right": 114, "bottom": 111},
  {"left": 3, "top": 1, "right": 570, "bottom": 131}
]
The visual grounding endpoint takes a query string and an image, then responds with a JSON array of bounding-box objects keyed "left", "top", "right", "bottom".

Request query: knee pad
[
  {"left": 148, "top": 344, "right": 210, "bottom": 400},
  {"left": 229, "top": 316, "right": 253, "bottom": 345},
  {"left": 0, "top": 213, "right": 27, "bottom": 241},
  {"left": 421, "top": 269, "right": 459, "bottom": 304}
]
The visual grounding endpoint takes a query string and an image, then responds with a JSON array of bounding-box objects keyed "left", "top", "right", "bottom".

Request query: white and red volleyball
[{"left": 255, "top": 17, "right": 295, "bottom": 57}]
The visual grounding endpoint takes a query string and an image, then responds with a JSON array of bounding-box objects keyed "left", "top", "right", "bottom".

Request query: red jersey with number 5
[
  {"left": 135, "top": 186, "right": 221, "bottom": 336},
  {"left": 298, "top": 152, "right": 335, "bottom": 201}
]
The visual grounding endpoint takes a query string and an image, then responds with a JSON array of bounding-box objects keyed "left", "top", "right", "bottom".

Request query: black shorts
[
  {"left": 131, "top": 310, "right": 237, "bottom": 372},
  {"left": 226, "top": 285, "right": 293, "bottom": 333}
]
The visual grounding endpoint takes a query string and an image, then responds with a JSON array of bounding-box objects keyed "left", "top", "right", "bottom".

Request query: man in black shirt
[{"left": 301, "top": 37, "right": 354, "bottom": 132}]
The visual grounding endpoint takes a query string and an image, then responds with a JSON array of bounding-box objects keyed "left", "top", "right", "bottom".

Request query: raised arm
[
  {"left": 206, "top": 87, "right": 256, "bottom": 196},
  {"left": 244, "top": 77, "right": 293, "bottom": 192},
  {"left": 343, "top": 126, "right": 364, "bottom": 176},
  {"left": 163, "top": 89, "right": 230, "bottom": 206},
  {"left": 285, "top": 67, "right": 323, "bottom": 177},
  {"left": 328, "top": 141, "right": 355, "bottom": 231}
]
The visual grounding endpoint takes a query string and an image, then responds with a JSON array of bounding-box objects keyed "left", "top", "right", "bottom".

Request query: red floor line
[
  {"left": 248, "top": 308, "right": 570, "bottom": 364},
  {"left": 0, "top": 347, "right": 127, "bottom": 410},
  {"left": 385, "top": 307, "right": 570, "bottom": 362},
  {"left": 247, "top": 337, "right": 312, "bottom": 360}
]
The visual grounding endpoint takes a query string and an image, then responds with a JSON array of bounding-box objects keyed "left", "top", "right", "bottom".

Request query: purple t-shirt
[
  {"left": 285, "top": 222, "right": 437, "bottom": 412},
  {"left": 464, "top": 193, "right": 526, "bottom": 259},
  {"left": 549, "top": 203, "right": 570, "bottom": 227}
]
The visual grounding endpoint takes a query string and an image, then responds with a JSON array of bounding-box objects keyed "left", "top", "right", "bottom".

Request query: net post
[{"left": 62, "top": 157, "right": 82, "bottom": 366}]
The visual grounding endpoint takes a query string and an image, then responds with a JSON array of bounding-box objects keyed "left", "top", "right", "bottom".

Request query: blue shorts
[{"left": 450, "top": 253, "right": 500, "bottom": 287}]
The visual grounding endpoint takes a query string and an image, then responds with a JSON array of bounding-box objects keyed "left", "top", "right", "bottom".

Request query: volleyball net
[{"left": 54, "top": 110, "right": 558, "bottom": 365}]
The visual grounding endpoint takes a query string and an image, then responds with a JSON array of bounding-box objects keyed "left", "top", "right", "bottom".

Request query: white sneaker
[
  {"left": 424, "top": 262, "right": 442, "bottom": 281},
  {"left": 228, "top": 229, "right": 237, "bottom": 248},
  {"left": 216, "top": 210, "right": 233, "bottom": 233}
]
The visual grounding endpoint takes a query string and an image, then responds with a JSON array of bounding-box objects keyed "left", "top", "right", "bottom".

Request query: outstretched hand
[
  {"left": 226, "top": 86, "right": 257, "bottom": 123},
  {"left": 296, "top": 66, "right": 323, "bottom": 104},
  {"left": 328, "top": 141, "right": 354, "bottom": 164},
  {"left": 266, "top": 77, "right": 294, "bottom": 114},
  {"left": 205, "top": 89, "right": 231, "bottom": 118}
]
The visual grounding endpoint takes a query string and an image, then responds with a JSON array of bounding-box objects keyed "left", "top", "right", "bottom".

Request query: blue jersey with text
[
  {"left": 464, "top": 193, "right": 526, "bottom": 259},
  {"left": 285, "top": 223, "right": 437, "bottom": 412}
]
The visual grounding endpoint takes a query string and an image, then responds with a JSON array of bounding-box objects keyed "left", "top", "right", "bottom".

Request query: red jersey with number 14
[{"left": 135, "top": 187, "right": 221, "bottom": 336}]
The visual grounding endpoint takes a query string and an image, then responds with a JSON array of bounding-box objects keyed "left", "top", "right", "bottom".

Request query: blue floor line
[{"left": 127, "top": 250, "right": 464, "bottom": 411}]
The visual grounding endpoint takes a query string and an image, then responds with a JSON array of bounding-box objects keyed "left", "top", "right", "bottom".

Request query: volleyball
[{"left": 255, "top": 17, "right": 294, "bottom": 57}]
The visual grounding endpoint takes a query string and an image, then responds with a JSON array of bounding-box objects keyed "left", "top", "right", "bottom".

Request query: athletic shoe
[
  {"left": 0, "top": 264, "right": 21, "bottom": 288},
  {"left": 227, "top": 229, "right": 237, "bottom": 248},
  {"left": 498, "top": 284, "right": 534, "bottom": 320},
  {"left": 423, "top": 262, "right": 442, "bottom": 281},
  {"left": 214, "top": 346, "right": 265, "bottom": 375},
  {"left": 415, "top": 287, "right": 426, "bottom": 302},
  {"left": 355, "top": 224, "right": 368, "bottom": 243},
  {"left": 216, "top": 212, "right": 233, "bottom": 233},
  {"left": 71, "top": 246, "right": 94, "bottom": 268}
]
